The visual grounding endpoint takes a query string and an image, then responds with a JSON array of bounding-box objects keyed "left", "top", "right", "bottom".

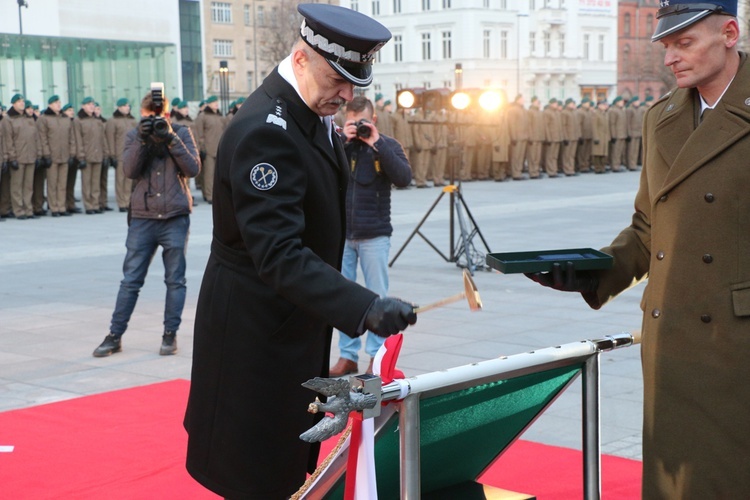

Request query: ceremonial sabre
[{"left": 414, "top": 269, "right": 482, "bottom": 313}]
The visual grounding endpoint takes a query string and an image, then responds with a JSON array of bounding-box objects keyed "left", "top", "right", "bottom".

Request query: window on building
[
  {"left": 244, "top": 4, "right": 251, "bottom": 26},
  {"left": 483, "top": 0, "right": 489, "bottom": 7},
  {"left": 271, "top": 6, "right": 278, "bottom": 25},
  {"left": 500, "top": 0, "right": 507, "bottom": 8},
  {"left": 583, "top": 33, "right": 590, "bottom": 60},
  {"left": 442, "top": 31, "right": 452, "bottom": 59},
  {"left": 214, "top": 39, "right": 234, "bottom": 57},
  {"left": 443, "top": 0, "right": 451, "bottom": 7},
  {"left": 393, "top": 0, "right": 401, "bottom": 13},
  {"left": 211, "top": 2, "right": 232, "bottom": 24},
  {"left": 422, "top": 32, "right": 431, "bottom": 60},
  {"left": 351, "top": 0, "right": 359, "bottom": 11},
  {"left": 543, "top": 32, "right": 551, "bottom": 56},
  {"left": 598, "top": 34, "right": 605, "bottom": 61},
  {"left": 257, "top": 5, "right": 264, "bottom": 26},
  {"left": 647, "top": 14, "right": 654, "bottom": 34},
  {"left": 530, "top": 32, "right": 536, "bottom": 55},
  {"left": 623, "top": 44, "right": 631, "bottom": 74},
  {"left": 483, "top": 30, "right": 491, "bottom": 58},
  {"left": 245, "top": 40, "right": 251, "bottom": 60},
  {"left": 500, "top": 30, "right": 508, "bottom": 59},
  {"left": 394, "top": 34, "right": 403, "bottom": 62},
  {"left": 558, "top": 32, "right": 565, "bottom": 56},
  {"left": 624, "top": 13, "right": 631, "bottom": 36},
  {"left": 530, "top": 0, "right": 536, "bottom": 9},
  {"left": 247, "top": 71, "right": 254, "bottom": 91},
  {"left": 422, "top": 0, "right": 430, "bottom": 11},
  {"left": 372, "top": 0, "right": 380, "bottom": 15}
]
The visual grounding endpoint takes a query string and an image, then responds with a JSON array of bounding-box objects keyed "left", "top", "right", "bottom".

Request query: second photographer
[
  {"left": 93, "top": 88, "right": 201, "bottom": 358},
  {"left": 330, "top": 96, "right": 413, "bottom": 377}
]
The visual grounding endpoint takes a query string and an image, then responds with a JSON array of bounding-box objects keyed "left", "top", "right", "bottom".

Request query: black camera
[
  {"left": 355, "top": 119, "right": 372, "bottom": 139},
  {"left": 149, "top": 82, "right": 169, "bottom": 137}
]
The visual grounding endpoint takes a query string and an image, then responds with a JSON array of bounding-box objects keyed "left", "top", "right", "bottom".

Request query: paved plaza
[{"left": 0, "top": 170, "right": 645, "bottom": 461}]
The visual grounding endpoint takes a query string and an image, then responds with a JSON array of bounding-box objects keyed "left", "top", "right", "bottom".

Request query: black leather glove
[
  {"left": 102, "top": 157, "right": 111, "bottom": 169},
  {"left": 609, "top": 138, "right": 616, "bottom": 144},
  {"left": 524, "top": 261, "right": 599, "bottom": 295},
  {"left": 626, "top": 136, "right": 632, "bottom": 143},
  {"left": 138, "top": 117, "right": 154, "bottom": 140},
  {"left": 43, "top": 156, "right": 52, "bottom": 168},
  {"left": 34, "top": 158, "right": 41, "bottom": 170},
  {"left": 365, "top": 297, "right": 418, "bottom": 337},
  {"left": 110, "top": 157, "right": 118, "bottom": 168},
  {"left": 199, "top": 150, "right": 207, "bottom": 163},
  {"left": 594, "top": 140, "right": 600, "bottom": 145},
  {"left": 578, "top": 138, "right": 584, "bottom": 145},
  {"left": 9, "top": 160, "right": 19, "bottom": 171},
  {"left": 78, "top": 159, "right": 87, "bottom": 169},
  {"left": 68, "top": 157, "right": 78, "bottom": 169},
  {"left": 1, "top": 161, "right": 7, "bottom": 174},
  {"left": 543, "top": 141, "right": 550, "bottom": 146},
  {"left": 562, "top": 140, "right": 569, "bottom": 146}
]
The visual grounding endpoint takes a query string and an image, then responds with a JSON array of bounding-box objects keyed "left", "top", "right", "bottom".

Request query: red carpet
[{"left": 0, "top": 380, "right": 641, "bottom": 499}]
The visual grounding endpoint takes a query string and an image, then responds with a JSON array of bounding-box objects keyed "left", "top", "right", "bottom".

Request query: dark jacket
[
  {"left": 122, "top": 123, "right": 200, "bottom": 219},
  {"left": 184, "top": 68, "right": 378, "bottom": 498},
  {"left": 344, "top": 133, "right": 411, "bottom": 240}
]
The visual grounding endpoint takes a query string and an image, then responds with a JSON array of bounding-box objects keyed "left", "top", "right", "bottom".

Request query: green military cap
[
  {"left": 81, "top": 96, "right": 95, "bottom": 105},
  {"left": 612, "top": 96, "right": 623, "bottom": 105},
  {"left": 628, "top": 96, "right": 640, "bottom": 105},
  {"left": 33, "top": 104, "right": 39, "bottom": 111},
  {"left": 205, "top": 95, "right": 218, "bottom": 104},
  {"left": 198, "top": 100, "right": 205, "bottom": 107},
  {"left": 548, "top": 98, "right": 558, "bottom": 105},
  {"left": 229, "top": 100, "right": 236, "bottom": 109},
  {"left": 178, "top": 100, "right": 188, "bottom": 109},
  {"left": 375, "top": 93, "right": 383, "bottom": 101},
  {"left": 11, "top": 93, "right": 24, "bottom": 104},
  {"left": 116, "top": 97, "right": 130, "bottom": 107},
  {"left": 24, "top": 100, "right": 33, "bottom": 109},
  {"left": 61, "top": 103, "right": 72, "bottom": 112},
  {"left": 565, "top": 98, "right": 575, "bottom": 106},
  {"left": 645, "top": 95, "right": 654, "bottom": 102},
  {"left": 171, "top": 97, "right": 181, "bottom": 107},
  {"left": 48, "top": 95, "right": 60, "bottom": 105},
  {"left": 95, "top": 102, "right": 100, "bottom": 107},
  {"left": 581, "top": 97, "right": 591, "bottom": 104},
  {"left": 384, "top": 99, "right": 391, "bottom": 106},
  {"left": 235, "top": 96, "right": 246, "bottom": 104}
]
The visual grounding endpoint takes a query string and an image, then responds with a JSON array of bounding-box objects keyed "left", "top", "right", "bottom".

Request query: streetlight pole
[
  {"left": 18, "top": 0, "right": 28, "bottom": 97},
  {"left": 219, "top": 60, "right": 229, "bottom": 114}
]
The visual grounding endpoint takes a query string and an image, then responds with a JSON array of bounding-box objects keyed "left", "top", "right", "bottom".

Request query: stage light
[
  {"left": 397, "top": 88, "right": 424, "bottom": 109},
  {"left": 478, "top": 90, "right": 503, "bottom": 112},
  {"left": 450, "top": 91, "right": 471, "bottom": 111}
]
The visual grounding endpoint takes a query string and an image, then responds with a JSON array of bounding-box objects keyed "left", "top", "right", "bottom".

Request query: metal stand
[{"left": 389, "top": 132, "right": 491, "bottom": 274}]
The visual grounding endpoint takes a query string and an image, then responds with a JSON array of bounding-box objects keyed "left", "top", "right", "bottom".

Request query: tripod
[{"left": 389, "top": 120, "right": 491, "bottom": 274}]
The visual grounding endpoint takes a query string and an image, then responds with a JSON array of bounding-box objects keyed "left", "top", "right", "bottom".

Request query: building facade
[
  {"left": 0, "top": 0, "right": 194, "bottom": 113},
  {"left": 341, "top": 0, "right": 618, "bottom": 105}
]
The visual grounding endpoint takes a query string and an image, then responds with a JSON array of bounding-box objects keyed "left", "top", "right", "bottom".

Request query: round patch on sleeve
[{"left": 250, "top": 163, "right": 278, "bottom": 191}]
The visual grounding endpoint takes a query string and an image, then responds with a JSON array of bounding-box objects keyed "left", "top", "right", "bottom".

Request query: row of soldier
[
  {"left": 346, "top": 93, "right": 652, "bottom": 188},
  {"left": 0, "top": 93, "right": 241, "bottom": 221}
]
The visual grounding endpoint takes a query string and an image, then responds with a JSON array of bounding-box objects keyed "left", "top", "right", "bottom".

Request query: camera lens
[
  {"left": 356, "top": 120, "right": 371, "bottom": 139},
  {"left": 153, "top": 118, "right": 168, "bottom": 135}
]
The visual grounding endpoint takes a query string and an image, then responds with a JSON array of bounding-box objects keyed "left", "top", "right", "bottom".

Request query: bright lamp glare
[
  {"left": 398, "top": 91, "right": 416, "bottom": 109},
  {"left": 451, "top": 92, "right": 471, "bottom": 110},
  {"left": 479, "top": 90, "right": 502, "bottom": 111}
]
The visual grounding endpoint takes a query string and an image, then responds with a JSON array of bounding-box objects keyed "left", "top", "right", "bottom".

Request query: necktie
[{"left": 700, "top": 107, "right": 713, "bottom": 123}]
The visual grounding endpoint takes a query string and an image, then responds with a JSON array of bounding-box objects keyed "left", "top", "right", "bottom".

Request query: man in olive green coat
[
  {"left": 528, "top": 2, "right": 750, "bottom": 497},
  {"left": 1, "top": 94, "right": 40, "bottom": 219},
  {"left": 105, "top": 98, "right": 138, "bottom": 212},
  {"left": 38, "top": 95, "right": 74, "bottom": 216},
  {"left": 73, "top": 97, "right": 105, "bottom": 214},
  {"left": 193, "top": 95, "right": 225, "bottom": 203}
]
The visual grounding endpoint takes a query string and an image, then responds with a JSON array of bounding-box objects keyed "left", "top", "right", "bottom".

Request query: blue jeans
[
  {"left": 337, "top": 236, "right": 390, "bottom": 362},
  {"left": 109, "top": 215, "right": 190, "bottom": 336}
]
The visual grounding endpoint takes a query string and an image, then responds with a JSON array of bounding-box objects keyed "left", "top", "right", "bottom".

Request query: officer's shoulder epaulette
[
  {"left": 264, "top": 97, "right": 288, "bottom": 131},
  {"left": 652, "top": 89, "right": 674, "bottom": 107}
]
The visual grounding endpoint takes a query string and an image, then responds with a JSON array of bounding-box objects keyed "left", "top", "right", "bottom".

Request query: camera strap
[{"left": 349, "top": 146, "right": 381, "bottom": 175}]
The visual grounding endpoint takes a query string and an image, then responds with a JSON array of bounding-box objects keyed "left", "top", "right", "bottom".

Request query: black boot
[
  {"left": 93, "top": 333, "right": 122, "bottom": 357},
  {"left": 160, "top": 331, "right": 178, "bottom": 356}
]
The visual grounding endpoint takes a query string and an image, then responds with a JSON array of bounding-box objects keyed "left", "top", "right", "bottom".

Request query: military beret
[
  {"left": 116, "top": 98, "right": 130, "bottom": 107},
  {"left": 628, "top": 96, "right": 640, "bottom": 105},
  {"left": 645, "top": 95, "right": 655, "bottom": 102},
  {"left": 384, "top": 99, "right": 392, "bottom": 106},
  {"left": 298, "top": 3, "right": 391, "bottom": 87},
  {"left": 229, "top": 100, "right": 236, "bottom": 109},
  {"left": 62, "top": 104, "right": 72, "bottom": 112},
  {"left": 178, "top": 100, "right": 188, "bottom": 109},
  {"left": 205, "top": 95, "right": 218, "bottom": 104},
  {"left": 652, "top": 0, "right": 736, "bottom": 42},
  {"left": 24, "top": 100, "right": 33, "bottom": 109},
  {"left": 95, "top": 102, "right": 100, "bottom": 107},
  {"left": 171, "top": 97, "right": 181, "bottom": 107},
  {"left": 11, "top": 93, "right": 24, "bottom": 104},
  {"left": 236, "top": 97, "right": 246, "bottom": 104},
  {"left": 375, "top": 93, "right": 383, "bottom": 102},
  {"left": 48, "top": 95, "right": 60, "bottom": 105},
  {"left": 548, "top": 98, "right": 558, "bottom": 104},
  {"left": 33, "top": 104, "right": 39, "bottom": 110},
  {"left": 581, "top": 97, "right": 591, "bottom": 104},
  {"left": 612, "top": 96, "right": 623, "bottom": 104},
  {"left": 198, "top": 100, "right": 205, "bottom": 107},
  {"left": 81, "top": 96, "right": 95, "bottom": 105},
  {"left": 565, "top": 98, "right": 575, "bottom": 106}
]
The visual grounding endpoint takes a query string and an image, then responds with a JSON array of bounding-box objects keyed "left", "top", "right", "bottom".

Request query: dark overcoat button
[
  {"left": 702, "top": 254, "right": 713, "bottom": 263},
  {"left": 701, "top": 314, "right": 712, "bottom": 323},
  {"left": 652, "top": 309, "right": 661, "bottom": 318},
  {"left": 704, "top": 193, "right": 715, "bottom": 202}
]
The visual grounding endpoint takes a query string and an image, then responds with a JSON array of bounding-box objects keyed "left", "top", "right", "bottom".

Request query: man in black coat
[{"left": 184, "top": 4, "right": 417, "bottom": 498}]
